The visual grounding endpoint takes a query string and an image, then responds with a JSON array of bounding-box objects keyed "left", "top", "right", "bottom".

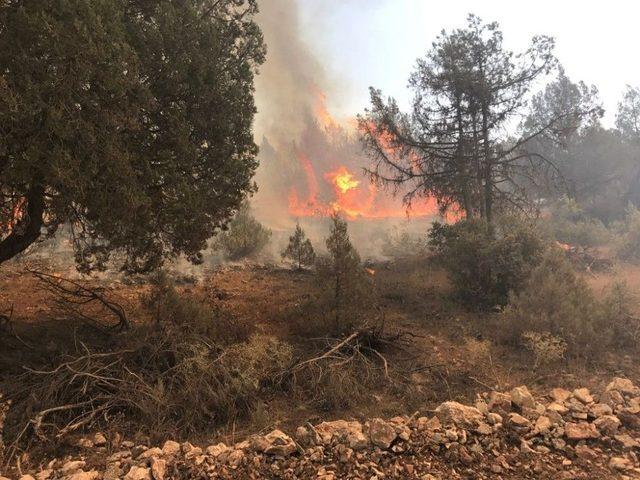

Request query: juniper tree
[
  {"left": 0, "top": 0, "right": 265, "bottom": 272},
  {"left": 281, "top": 223, "right": 315, "bottom": 270}
]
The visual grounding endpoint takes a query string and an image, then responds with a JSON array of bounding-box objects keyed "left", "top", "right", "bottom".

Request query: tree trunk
[{"left": 0, "top": 185, "right": 45, "bottom": 265}]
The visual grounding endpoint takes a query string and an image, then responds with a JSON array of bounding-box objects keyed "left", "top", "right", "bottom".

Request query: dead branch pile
[
  {"left": 287, "top": 322, "right": 408, "bottom": 410},
  {"left": 28, "top": 269, "right": 129, "bottom": 331},
  {"left": 1, "top": 326, "right": 292, "bottom": 461}
]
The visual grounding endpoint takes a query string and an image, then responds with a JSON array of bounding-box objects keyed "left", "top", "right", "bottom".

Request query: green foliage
[
  {"left": 281, "top": 223, "right": 315, "bottom": 270},
  {"left": 214, "top": 202, "right": 271, "bottom": 261},
  {"left": 428, "top": 218, "right": 546, "bottom": 309},
  {"left": 0, "top": 0, "right": 265, "bottom": 271},
  {"left": 547, "top": 197, "right": 611, "bottom": 247},
  {"left": 143, "top": 270, "right": 251, "bottom": 343},
  {"left": 381, "top": 226, "right": 426, "bottom": 261},
  {"left": 521, "top": 331, "right": 567, "bottom": 368},
  {"left": 615, "top": 205, "right": 640, "bottom": 263},
  {"left": 503, "top": 249, "right": 637, "bottom": 359},
  {"left": 316, "top": 214, "right": 371, "bottom": 334}
]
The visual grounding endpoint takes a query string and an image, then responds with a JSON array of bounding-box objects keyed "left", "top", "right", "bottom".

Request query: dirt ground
[{"left": 2, "top": 255, "right": 640, "bottom": 448}]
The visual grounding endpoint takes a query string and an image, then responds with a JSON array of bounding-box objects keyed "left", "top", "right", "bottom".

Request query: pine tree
[
  {"left": 214, "top": 202, "right": 271, "bottom": 261},
  {"left": 281, "top": 223, "right": 315, "bottom": 270},
  {"left": 317, "top": 214, "right": 368, "bottom": 331}
]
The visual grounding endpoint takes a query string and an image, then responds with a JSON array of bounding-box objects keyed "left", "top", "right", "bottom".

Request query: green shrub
[
  {"left": 615, "top": 205, "right": 640, "bottom": 263},
  {"left": 499, "top": 249, "right": 637, "bottom": 359},
  {"left": 214, "top": 201, "right": 271, "bottom": 260},
  {"left": 601, "top": 281, "right": 640, "bottom": 349},
  {"left": 143, "top": 270, "right": 251, "bottom": 343},
  {"left": 547, "top": 197, "right": 611, "bottom": 247},
  {"left": 428, "top": 217, "right": 546, "bottom": 309},
  {"left": 381, "top": 226, "right": 426, "bottom": 261},
  {"left": 521, "top": 331, "right": 567, "bottom": 368},
  {"left": 281, "top": 222, "right": 316, "bottom": 270}
]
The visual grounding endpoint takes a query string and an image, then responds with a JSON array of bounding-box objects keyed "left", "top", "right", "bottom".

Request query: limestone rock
[
  {"left": 161, "top": 440, "right": 180, "bottom": 457},
  {"left": 609, "top": 456, "right": 631, "bottom": 471},
  {"left": 368, "top": 418, "right": 397, "bottom": 449},
  {"left": 564, "top": 422, "right": 600, "bottom": 440},
  {"left": 607, "top": 377, "right": 638, "bottom": 395},
  {"left": 614, "top": 433, "right": 640, "bottom": 449},
  {"left": 550, "top": 388, "right": 572, "bottom": 403},
  {"left": 150, "top": 457, "right": 166, "bottom": 480},
  {"left": 593, "top": 415, "right": 621, "bottom": 435},
  {"left": 61, "top": 461, "right": 86, "bottom": 475},
  {"left": 510, "top": 386, "right": 535, "bottom": 409},
  {"left": 314, "top": 420, "right": 369, "bottom": 450},
  {"left": 124, "top": 467, "right": 152, "bottom": 480},
  {"left": 487, "top": 391, "right": 511, "bottom": 413},
  {"left": 590, "top": 403, "right": 613, "bottom": 418},
  {"left": 254, "top": 429, "right": 296, "bottom": 456},
  {"left": 573, "top": 388, "right": 593, "bottom": 404},
  {"left": 435, "top": 401, "right": 484, "bottom": 429}
]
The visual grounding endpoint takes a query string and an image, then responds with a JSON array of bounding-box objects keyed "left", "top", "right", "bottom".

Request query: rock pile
[{"left": 3, "top": 378, "right": 640, "bottom": 479}]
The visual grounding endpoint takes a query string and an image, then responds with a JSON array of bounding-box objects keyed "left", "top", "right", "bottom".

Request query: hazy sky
[{"left": 296, "top": 0, "right": 640, "bottom": 126}]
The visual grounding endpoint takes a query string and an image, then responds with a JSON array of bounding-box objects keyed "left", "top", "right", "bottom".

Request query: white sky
[{"left": 297, "top": 0, "right": 640, "bottom": 126}]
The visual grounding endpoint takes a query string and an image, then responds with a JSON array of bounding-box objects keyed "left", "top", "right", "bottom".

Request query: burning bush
[
  {"left": 213, "top": 201, "right": 271, "bottom": 261},
  {"left": 281, "top": 222, "right": 316, "bottom": 270},
  {"left": 428, "top": 217, "right": 546, "bottom": 310}
]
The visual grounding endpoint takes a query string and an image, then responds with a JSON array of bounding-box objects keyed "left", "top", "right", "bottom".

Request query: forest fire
[{"left": 285, "top": 91, "right": 441, "bottom": 221}]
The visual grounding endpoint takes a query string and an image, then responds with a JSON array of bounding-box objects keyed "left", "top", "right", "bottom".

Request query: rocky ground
[{"left": 3, "top": 378, "right": 640, "bottom": 479}]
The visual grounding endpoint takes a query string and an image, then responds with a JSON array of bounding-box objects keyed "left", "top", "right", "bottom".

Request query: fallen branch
[{"left": 27, "top": 269, "right": 129, "bottom": 331}]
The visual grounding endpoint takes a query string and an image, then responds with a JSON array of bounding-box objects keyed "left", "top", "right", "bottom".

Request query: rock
[
  {"left": 593, "top": 415, "right": 621, "bottom": 435},
  {"left": 564, "top": 422, "right": 600, "bottom": 440},
  {"left": 607, "top": 377, "right": 638, "bottom": 395},
  {"left": 66, "top": 471, "right": 100, "bottom": 480},
  {"left": 573, "top": 388, "right": 593, "bottom": 404},
  {"left": 575, "top": 445, "right": 598, "bottom": 460},
  {"left": 206, "top": 443, "right": 229, "bottom": 457},
  {"left": 487, "top": 391, "right": 511, "bottom": 413},
  {"left": 18, "top": 476, "right": 35, "bottom": 480},
  {"left": 124, "top": 466, "right": 152, "bottom": 480},
  {"left": 609, "top": 456, "right": 631, "bottom": 471},
  {"left": 161, "top": 440, "right": 180, "bottom": 456},
  {"left": 614, "top": 433, "right": 640, "bottom": 449},
  {"left": 590, "top": 403, "right": 613, "bottom": 418},
  {"left": 550, "top": 388, "right": 572, "bottom": 403},
  {"left": 368, "top": 418, "right": 397, "bottom": 449},
  {"left": 35, "top": 470, "right": 52, "bottom": 480},
  {"left": 508, "top": 413, "right": 531, "bottom": 430},
  {"left": 61, "top": 461, "right": 86, "bottom": 475},
  {"left": 534, "top": 415, "right": 553, "bottom": 434},
  {"left": 150, "top": 457, "right": 166, "bottom": 480},
  {"left": 93, "top": 432, "right": 108, "bottom": 447},
  {"left": 254, "top": 429, "right": 296, "bottom": 456},
  {"left": 75, "top": 438, "right": 93, "bottom": 449},
  {"left": 137, "top": 447, "right": 163, "bottom": 459},
  {"left": 617, "top": 410, "right": 640, "bottom": 429},
  {"left": 486, "top": 412, "right": 502, "bottom": 425},
  {"left": 416, "top": 416, "right": 441, "bottom": 431},
  {"left": 315, "top": 420, "right": 369, "bottom": 450},
  {"left": 510, "top": 386, "right": 536, "bottom": 409},
  {"left": 475, "top": 423, "right": 492, "bottom": 435},
  {"left": 547, "top": 402, "right": 569, "bottom": 415},
  {"left": 435, "top": 401, "right": 484, "bottom": 429}
]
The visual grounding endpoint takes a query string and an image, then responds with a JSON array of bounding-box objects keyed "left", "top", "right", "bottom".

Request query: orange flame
[{"left": 287, "top": 89, "right": 459, "bottom": 221}]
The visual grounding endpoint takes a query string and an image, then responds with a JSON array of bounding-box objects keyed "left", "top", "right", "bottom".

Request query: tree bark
[{"left": 0, "top": 185, "right": 45, "bottom": 265}]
